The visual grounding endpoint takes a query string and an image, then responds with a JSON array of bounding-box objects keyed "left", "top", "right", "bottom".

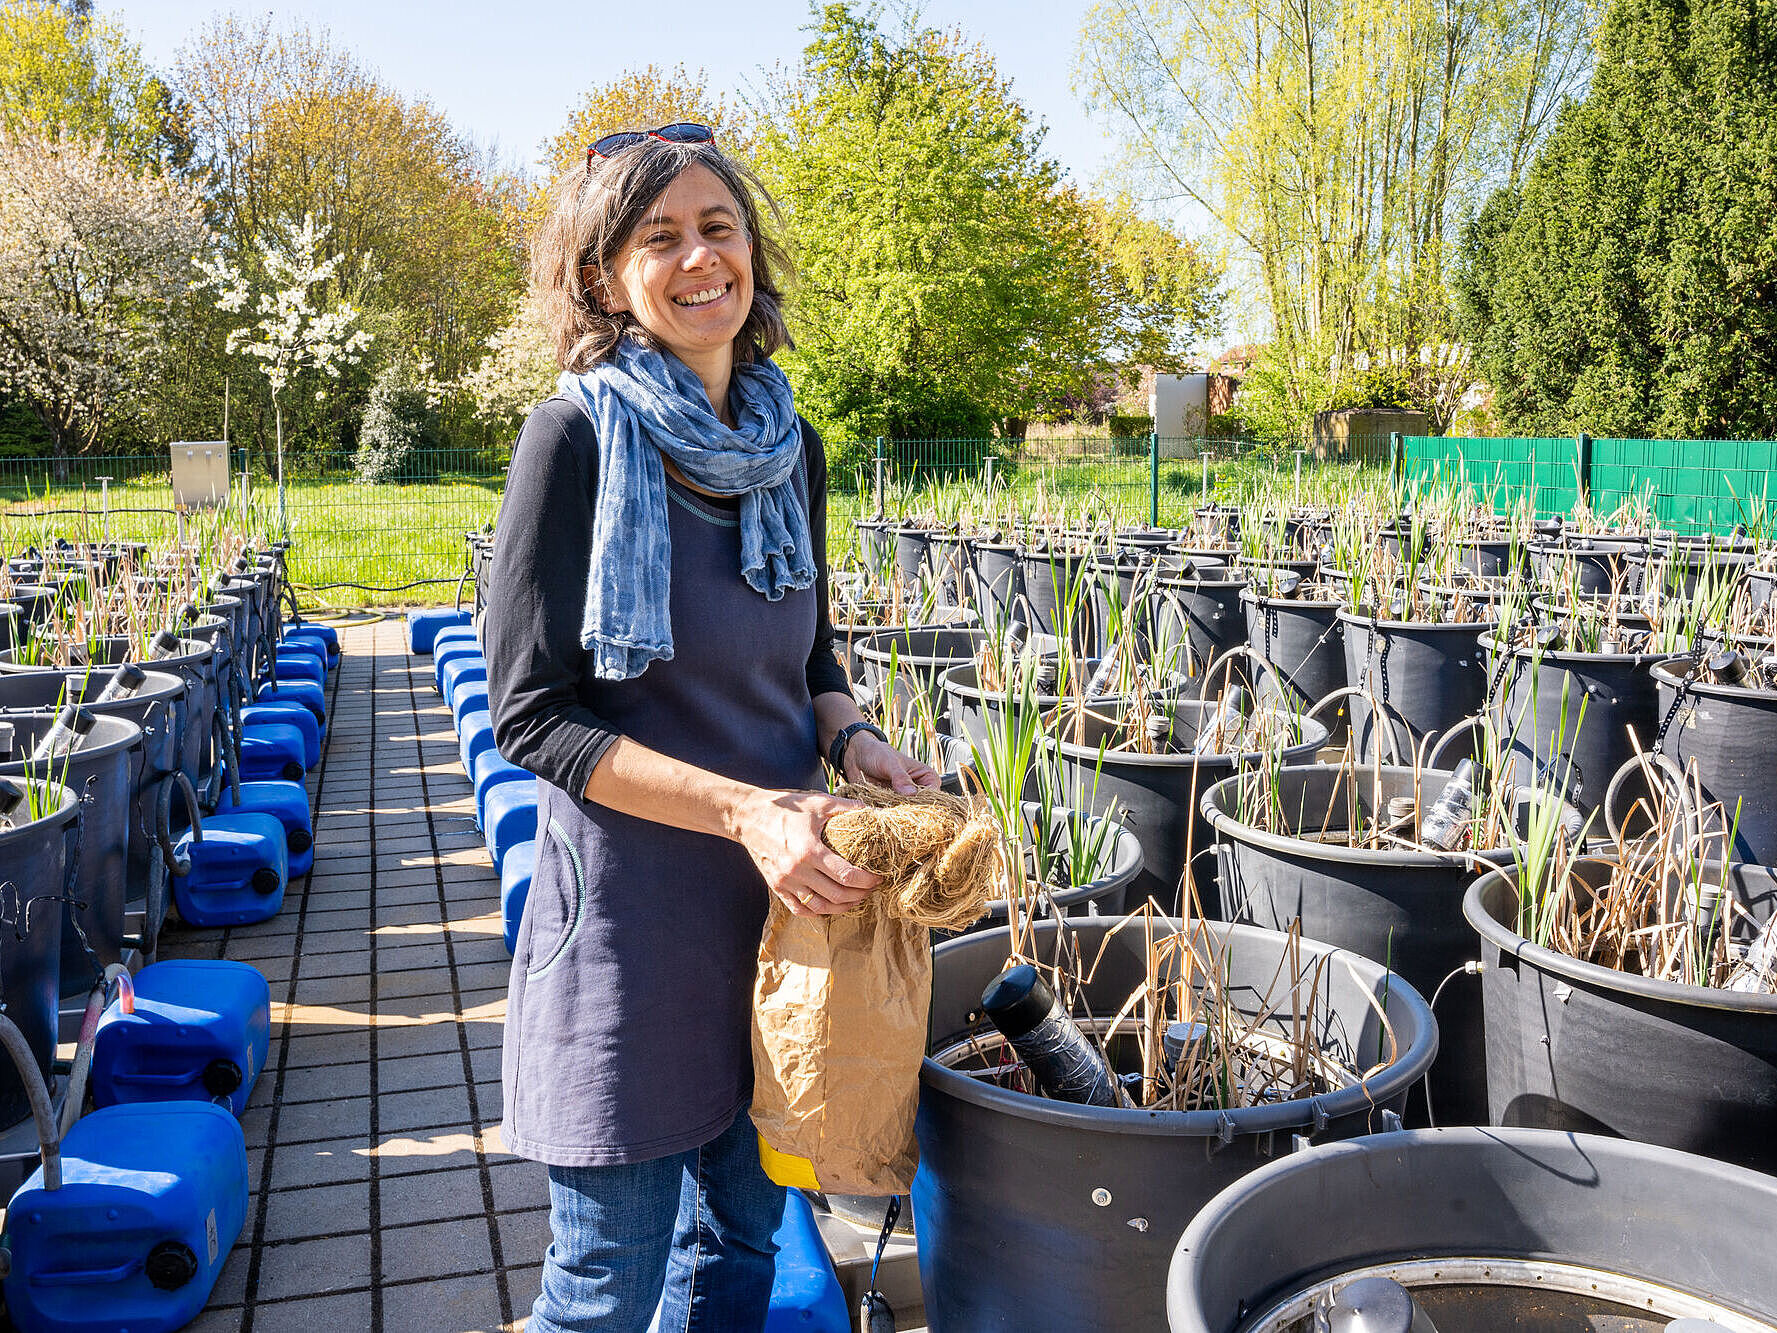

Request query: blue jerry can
[
  {"left": 238, "top": 720, "right": 307, "bottom": 784},
  {"left": 441, "top": 655, "right": 488, "bottom": 703},
  {"left": 277, "top": 629, "right": 332, "bottom": 669},
  {"left": 453, "top": 687, "right": 491, "bottom": 734},
  {"left": 458, "top": 710, "right": 496, "bottom": 774},
  {"left": 282, "top": 620, "right": 340, "bottom": 657},
  {"left": 92, "top": 960, "right": 271, "bottom": 1117},
  {"left": 241, "top": 701, "right": 321, "bottom": 770},
  {"left": 216, "top": 780, "right": 314, "bottom": 878},
  {"left": 484, "top": 780, "right": 537, "bottom": 871},
  {"left": 270, "top": 652, "right": 325, "bottom": 686},
  {"left": 171, "top": 812, "right": 287, "bottom": 927},
  {"left": 256, "top": 679, "right": 325, "bottom": 732},
  {"left": 407, "top": 608, "right": 470, "bottom": 655},
  {"left": 472, "top": 749, "right": 532, "bottom": 830},
  {"left": 765, "top": 1189, "right": 850, "bottom": 1332},
  {"left": 2, "top": 1102, "right": 249, "bottom": 1333},
  {"left": 432, "top": 634, "right": 481, "bottom": 689},
  {"left": 501, "top": 839, "right": 535, "bottom": 954}
]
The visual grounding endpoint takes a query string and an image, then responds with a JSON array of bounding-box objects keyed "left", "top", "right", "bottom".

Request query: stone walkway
[{"left": 168, "top": 616, "right": 548, "bottom": 1332}]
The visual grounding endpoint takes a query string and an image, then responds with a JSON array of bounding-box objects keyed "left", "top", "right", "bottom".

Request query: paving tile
[
  {"left": 379, "top": 1083, "right": 472, "bottom": 1134},
  {"left": 262, "top": 1180, "right": 372, "bottom": 1243},
  {"left": 268, "top": 1136, "right": 374, "bottom": 1190},
  {"left": 255, "top": 1232, "right": 375, "bottom": 1301},
  {"left": 487, "top": 1158, "right": 547, "bottom": 1214},
  {"left": 378, "top": 1165, "right": 489, "bottom": 1228},
  {"left": 284, "top": 1028, "right": 371, "bottom": 1066},
  {"left": 497, "top": 1208, "right": 551, "bottom": 1268},
  {"left": 372, "top": 1130, "right": 483, "bottom": 1176},
  {"left": 380, "top": 1272, "right": 505, "bottom": 1333},
  {"left": 277, "top": 1096, "right": 374, "bottom": 1144},
  {"left": 379, "top": 1215, "right": 495, "bottom": 1285},
  {"left": 505, "top": 1264, "right": 543, "bottom": 1324},
  {"left": 376, "top": 1050, "right": 467, "bottom": 1093},
  {"left": 376, "top": 1020, "right": 464, "bottom": 1060},
  {"left": 249, "top": 1290, "right": 375, "bottom": 1332}
]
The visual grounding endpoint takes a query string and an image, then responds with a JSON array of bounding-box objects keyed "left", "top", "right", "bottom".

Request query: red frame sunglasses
[{"left": 586, "top": 123, "right": 716, "bottom": 167}]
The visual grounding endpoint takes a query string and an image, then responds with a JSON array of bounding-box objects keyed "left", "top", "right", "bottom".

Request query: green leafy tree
[
  {"left": 758, "top": 6, "right": 1129, "bottom": 442},
  {"left": 1080, "top": 0, "right": 1594, "bottom": 424},
  {"left": 0, "top": 0, "right": 191, "bottom": 168},
  {"left": 1457, "top": 0, "right": 1777, "bottom": 437}
]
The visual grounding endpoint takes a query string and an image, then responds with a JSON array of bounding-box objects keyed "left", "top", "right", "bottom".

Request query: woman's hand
[
  {"left": 844, "top": 733, "right": 941, "bottom": 795},
  {"left": 729, "top": 787, "right": 882, "bottom": 917}
]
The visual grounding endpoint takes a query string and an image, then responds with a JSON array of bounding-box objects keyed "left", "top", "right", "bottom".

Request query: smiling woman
[{"left": 485, "top": 131, "right": 937, "bottom": 1333}]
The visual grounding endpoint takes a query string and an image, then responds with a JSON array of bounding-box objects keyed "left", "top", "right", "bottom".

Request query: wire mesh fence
[
  {"left": 0, "top": 431, "right": 1395, "bottom": 605},
  {"left": 0, "top": 447, "right": 509, "bottom": 607}
]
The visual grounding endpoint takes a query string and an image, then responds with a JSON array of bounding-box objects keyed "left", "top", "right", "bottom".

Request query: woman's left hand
[{"left": 845, "top": 734, "right": 940, "bottom": 795}]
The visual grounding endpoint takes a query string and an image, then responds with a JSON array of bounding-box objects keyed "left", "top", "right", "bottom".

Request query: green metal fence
[{"left": 1401, "top": 435, "right": 1777, "bottom": 534}]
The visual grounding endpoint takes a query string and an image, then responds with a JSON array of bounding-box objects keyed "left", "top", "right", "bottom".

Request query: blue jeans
[{"left": 528, "top": 1110, "right": 787, "bottom": 1333}]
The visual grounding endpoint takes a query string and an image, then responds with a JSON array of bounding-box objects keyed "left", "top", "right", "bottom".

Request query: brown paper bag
[{"left": 750, "top": 895, "right": 930, "bottom": 1195}]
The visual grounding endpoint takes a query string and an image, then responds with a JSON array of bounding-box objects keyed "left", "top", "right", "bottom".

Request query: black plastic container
[
  {"left": 926, "top": 532, "right": 972, "bottom": 608},
  {"left": 1203, "top": 765, "right": 1511, "bottom": 1126},
  {"left": 1153, "top": 570, "right": 1247, "bottom": 678},
  {"left": 1241, "top": 589, "right": 1344, "bottom": 727},
  {"left": 1482, "top": 629, "right": 1663, "bottom": 818},
  {"left": 0, "top": 779, "right": 78, "bottom": 1130},
  {"left": 0, "top": 712, "right": 142, "bottom": 993},
  {"left": 914, "top": 917, "right": 1435, "bottom": 1333},
  {"left": 1650, "top": 655, "right": 1777, "bottom": 864},
  {"left": 967, "top": 540, "right": 1024, "bottom": 628},
  {"left": 1050, "top": 700, "right": 1326, "bottom": 915},
  {"left": 853, "top": 627, "right": 988, "bottom": 733},
  {"left": 1529, "top": 535, "right": 1646, "bottom": 595},
  {"left": 967, "top": 802, "right": 1147, "bottom": 927},
  {"left": 1019, "top": 547, "right": 1095, "bottom": 655},
  {"left": 1465, "top": 859, "right": 1777, "bottom": 1172},
  {"left": 1339, "top": 611, "right": 1488, "bottom": 761},
  {"left": 1168, "top": 1127, "right": 1777, "bottom": 1332},
  {"left": 892, "top": 526, "right": 930, "bottom": 590}
]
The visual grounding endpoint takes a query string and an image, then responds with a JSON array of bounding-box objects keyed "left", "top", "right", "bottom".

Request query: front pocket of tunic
[{"left": 524, "top": 816, "right": 590, "bottom": 981}]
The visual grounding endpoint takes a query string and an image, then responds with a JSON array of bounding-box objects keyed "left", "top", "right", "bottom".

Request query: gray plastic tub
[
  {"left": 1168, "top": 1127, "right": 1777, "bottom": 1331},
  {"left": 915, "top": 917, "right": 1435, "bottom": 1333}
]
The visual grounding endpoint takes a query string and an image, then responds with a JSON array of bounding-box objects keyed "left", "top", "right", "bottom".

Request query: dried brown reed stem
[{"left": 822, "top": 782, "right": 1002, "bottom": 932}]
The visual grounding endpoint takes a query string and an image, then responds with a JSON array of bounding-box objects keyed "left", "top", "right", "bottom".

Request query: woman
[{"left": 484, "top": 125, "right": 938, "bottom": 1333}]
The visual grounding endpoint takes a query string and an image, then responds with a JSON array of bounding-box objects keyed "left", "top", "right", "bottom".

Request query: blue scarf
[{"left": 559, "top": 336, "right": 815, "bottom": 681}]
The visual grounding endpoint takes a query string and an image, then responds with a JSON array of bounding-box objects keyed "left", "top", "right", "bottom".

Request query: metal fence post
[
  {"left": 1293, "top": 451, "right": 1305, "bottom": 507},
  {"left": 1576, "top": 431, "right": 1593, "bottom": 506},
  {"left": 1390, "top": 433, "right": 1404, "bottom": 483},
  {"left": 1149, "top": 432, "right": 1160, "bottom": 528},
  {"left": 873, "top": 436, "right": 885, "bottom": 519},
  {"left": 984, "top": 454, "right": 995, "bottom": 493}
]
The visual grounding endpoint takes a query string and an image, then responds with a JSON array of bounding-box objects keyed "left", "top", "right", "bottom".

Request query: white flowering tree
[
  {"left": 0, "top": 127, "right": 206, "bottom": 457},
  {"left": 460, "top": 293, "right": 557, "bottom": 429},
  {"left": 197, "top": 214, "right": 371, "bottom": 529}
]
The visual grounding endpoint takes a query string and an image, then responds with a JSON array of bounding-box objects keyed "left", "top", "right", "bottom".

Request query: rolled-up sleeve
[
  {"left": 801, "top": 420, "right": 850, "bottom": 701},
  {"left": 485, "top": 399, "right": 622, "bottom": 798}
]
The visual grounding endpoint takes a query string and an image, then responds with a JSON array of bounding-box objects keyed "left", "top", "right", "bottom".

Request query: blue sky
[{"left": 112, "top": 0, "right": 1121, "bottom": 186}]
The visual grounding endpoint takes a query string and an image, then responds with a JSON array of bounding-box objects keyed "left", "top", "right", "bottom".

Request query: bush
[{"left": 354, "top": 361, "right": 439, "bottom": 484}]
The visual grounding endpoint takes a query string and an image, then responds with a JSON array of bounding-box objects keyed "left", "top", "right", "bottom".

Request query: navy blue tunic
[{"left": 485, "top": 394, "right": 848, "bottom": 1165}]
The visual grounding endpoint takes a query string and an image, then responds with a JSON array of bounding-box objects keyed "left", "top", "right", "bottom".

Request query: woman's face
[{"left": 602, "top": 163, "right": 755, "bottom": 369}]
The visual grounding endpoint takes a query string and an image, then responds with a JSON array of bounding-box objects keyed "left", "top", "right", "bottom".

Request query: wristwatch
[{"left": 827, "top": 720, "right": 889, "bottom": 774}]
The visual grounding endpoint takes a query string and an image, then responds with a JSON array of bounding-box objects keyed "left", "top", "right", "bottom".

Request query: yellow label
[{"left": 757, "top": 1134, "right": 821, "bottom": 1191}]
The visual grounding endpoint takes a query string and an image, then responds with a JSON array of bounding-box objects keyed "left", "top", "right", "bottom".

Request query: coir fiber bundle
[{"left": 823, "top": 783, "right": 1001, "bottom": 932}]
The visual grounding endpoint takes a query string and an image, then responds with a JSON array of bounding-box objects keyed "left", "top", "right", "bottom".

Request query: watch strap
[{"left": 828, "top": 720, "right": 888, "bottom": 773}]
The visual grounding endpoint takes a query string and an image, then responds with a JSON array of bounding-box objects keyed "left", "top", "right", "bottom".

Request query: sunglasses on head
[{"left": 586, "top": 123, "right": 716, "bottom": 167}]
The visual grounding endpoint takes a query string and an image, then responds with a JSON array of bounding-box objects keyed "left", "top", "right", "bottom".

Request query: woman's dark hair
[{"left": 532, "top": 139, "right": 793, "bottom": 373}]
